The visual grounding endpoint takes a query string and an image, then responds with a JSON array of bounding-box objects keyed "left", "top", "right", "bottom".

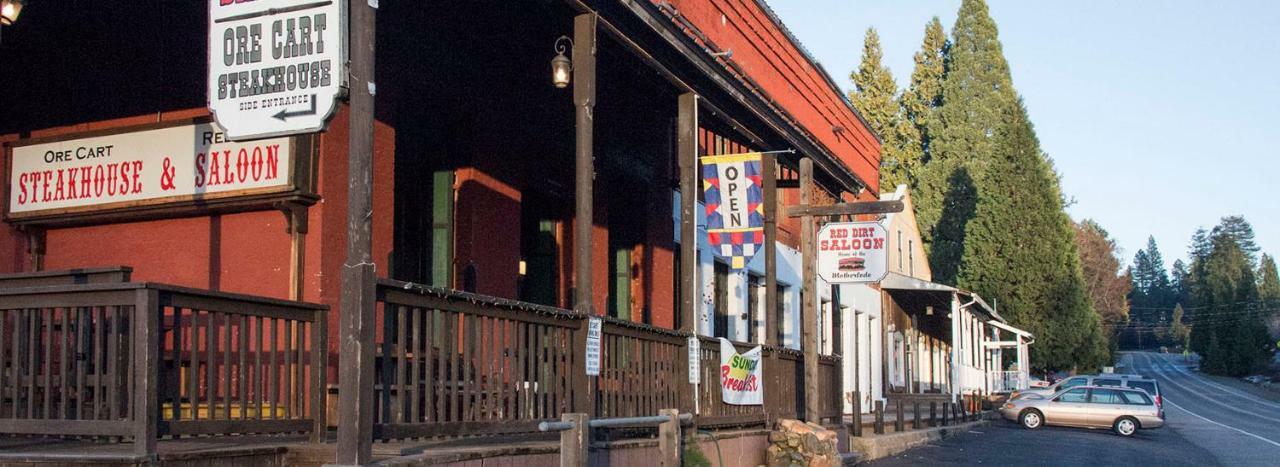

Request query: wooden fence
[
  {"left": 0, "top": 282, "right": 327, "bottom": 457},
  {"left": 374, "top": 279, "right": 834, "bottom": 440}
]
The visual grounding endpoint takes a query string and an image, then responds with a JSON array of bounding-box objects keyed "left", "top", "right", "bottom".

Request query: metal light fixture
[
  {"left": 551, "top": 35, "right": 573, "bottom": 88},
  {"left": 0, "top": 0, "right": 25, "bottom": 26}
]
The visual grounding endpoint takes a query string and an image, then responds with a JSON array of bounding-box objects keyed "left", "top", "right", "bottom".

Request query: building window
[
  {"left": 908, "top": 239, "right": 915, "bottom": 277},
  {"left": 897, "top": 230, "right": 903, "bottom": 270}
]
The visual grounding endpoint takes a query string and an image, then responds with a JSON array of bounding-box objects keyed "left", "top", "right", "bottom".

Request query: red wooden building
[{"left": 0, "top": 1, "right": 884, "bottom": 464}]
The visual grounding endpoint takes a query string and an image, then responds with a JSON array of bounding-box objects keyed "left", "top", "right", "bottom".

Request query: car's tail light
[
  {"left": 1003, "top": 403, "right": 1014, "bottom": 409},
  {"left": 1157, "top": 395, "right": 1162, "bottom": 407}
]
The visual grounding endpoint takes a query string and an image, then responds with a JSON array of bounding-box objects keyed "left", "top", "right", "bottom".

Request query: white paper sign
[
  {"left": 208, "top": 0, "right": 346, "bottom": 140},
  {"left": 585, "top": 318, "right": 602, "bottom": 376},
  {"left": 817, "top": 221, "right": 889, "bottom": 284},
  {"left": 7, "top": 123, "right": 294, "bottom": 218},
  {"left": 687, "top": 336, "right": 701, "bottom": 384},
  {"left": 719, "top": 338, "right": 763, "bottom": 405}
]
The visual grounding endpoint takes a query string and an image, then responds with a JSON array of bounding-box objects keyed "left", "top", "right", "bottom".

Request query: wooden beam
[
  {"left": 763, "top": 153, "right": 777, "bottom": 346},
  {"left": 678, "top": 93, "right": 698, "bottom": 335},
  {"left": 800, "top": 158, "right": 819, "bottom": 423},
  {"left": 573, "top": 13, "right": 598, "bottom": 316},
  {"left": 336, "top": 0, "right": 378, "bottom": 464},
  {"left": 785, "top": 200, "right": 905, "bottom": 218}
]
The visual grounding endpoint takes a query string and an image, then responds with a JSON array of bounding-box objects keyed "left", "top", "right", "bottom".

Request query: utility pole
[{"left": 336, "top": 0, "right": 377, "bottom": 464}]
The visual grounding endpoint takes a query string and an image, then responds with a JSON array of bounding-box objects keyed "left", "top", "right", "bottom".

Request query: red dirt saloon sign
[{"left": 817, "top": 221, "right": 889, "bottom": 283}]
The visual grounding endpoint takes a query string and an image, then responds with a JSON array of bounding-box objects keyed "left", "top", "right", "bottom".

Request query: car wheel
[
  {"left": 1020, "top": 409, "right": 1043, "bottom": 430},
  {"left": 1114, "top": 416, "right": 1138, "bottom": 437}
]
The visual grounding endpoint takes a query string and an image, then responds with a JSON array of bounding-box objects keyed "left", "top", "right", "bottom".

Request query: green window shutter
[{"left": 431, "top": 170, "right": 454, "bottom": 288}]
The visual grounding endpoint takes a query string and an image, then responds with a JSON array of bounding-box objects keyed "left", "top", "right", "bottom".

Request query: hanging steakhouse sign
[
  {"left": 701, "top": 152, "right": 764, "bottom": 269},
  {"left": 817, "top": 221, "right": 889, "bottom": 283},
  {"left": 719, "top": 338, "right": 763, "bottom": 405},
  {"left": 208, "top": 0, "right": 346, "bottom": 141},
  {"left": 5, "top": 122, "right": 299, "bottom": 220}
]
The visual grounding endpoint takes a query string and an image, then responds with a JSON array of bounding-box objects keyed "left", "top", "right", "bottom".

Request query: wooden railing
[
  {"left": 0, "top": 282, "right": 326, "bottom": 458},
  {"left": 374, "top": 279, "right": 838, "bottom": 439},
  {"left": 372, "top": 283, "right": 583, "bottom": 438}
]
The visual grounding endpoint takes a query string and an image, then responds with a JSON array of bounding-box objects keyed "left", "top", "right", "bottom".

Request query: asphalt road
[
  {"left": 1126, "top": 351, "right": 1280, "bottom": 466},
  {"left": 867, "top": 352, "right": 1280, "bottom": 466}
]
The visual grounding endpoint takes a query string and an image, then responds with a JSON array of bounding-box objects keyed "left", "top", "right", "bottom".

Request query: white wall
[
  {"left": 673, "top": 190, "right": 801, "bottom": 344},
  {"left": 843, "top": 283, "right": 882, "bottom": 413}
]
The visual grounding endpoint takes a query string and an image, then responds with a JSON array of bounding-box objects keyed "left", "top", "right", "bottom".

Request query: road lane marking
[
  {"left": 1163, "top": 397, "right": 1280, "bottom": 449},
  {"left": 1142, "top": 353, "right": 1280, "bottom": 418},
  {"left": 1156, "top": 355, "right": 1280, "bottom": 410},
  {"left": 1140, "top": 353, "right": 1280, "bottom": 423}
]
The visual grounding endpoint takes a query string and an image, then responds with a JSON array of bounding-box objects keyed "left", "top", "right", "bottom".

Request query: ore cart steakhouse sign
[
  {"left": 816, "top": 221, "right": 888, "bottom": 284},
  {"left": 208, "top": 0, "right": 346, "bottom": 141},
  {"left": 6, "top": 122, "right": 296, "bottom": 220}
]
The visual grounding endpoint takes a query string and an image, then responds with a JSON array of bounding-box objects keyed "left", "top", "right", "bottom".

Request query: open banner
[
  {"left": 701, "top": 152, "right": 764, "bottom": 269},
  {"left": 719, "top": 338, "right": 763, "bottom": 405}
]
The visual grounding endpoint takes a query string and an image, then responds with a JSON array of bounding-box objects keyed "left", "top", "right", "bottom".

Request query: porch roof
[
  {"left": 879, "top": 272, "right": 956, "bottom": 294},
  {"left": 880, "top": 272, "right": 1006, "bottom": 324}
]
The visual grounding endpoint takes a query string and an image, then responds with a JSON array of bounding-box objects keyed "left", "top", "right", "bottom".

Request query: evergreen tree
[
  {"left": 1259, "top": 254, "right": 1280, "bottom": 337},
  {"left": 849, "top": 28, "right": 922, "bottom": 191},
  {"left": 1171, "top": 259, "right": 1190, "bottom": 308},
  {"left": 954, "top": 100, "right": 1105, "bottom": 370},
  {"left": 916, "top": 0, "right": 1018, "bottom": 282},
  {"left": 1214, "top": 215, "right": 1261, "bottom": 267},
  {"left": 901, "top": 17, "right": 947, "bottom": 163},
  {"left": 1191, "top": 226, "right": 1270, "bottom": 376}
]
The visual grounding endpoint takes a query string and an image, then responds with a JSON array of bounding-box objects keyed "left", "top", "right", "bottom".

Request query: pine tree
[
  {"left": 1171, "top": 259, "right": 1190, "bottom": 308},
  {"left": 916, "top": 0, "right": 1018, "bottom": 282},
  {"left": 1259, "top": 254, "right": 1280, "bottom": 337},
  {"left": 849, "top": 28, "right": 922, "bottom": 191},
  {"left": 1191, "top": 225, "right": 1270, "bottom": 376},
  {"left": 901, "top": 17, "right": 947, "bottom": 163},
  {"left": 1214, "top": 216, "right": 1261, "bottom": 266}
]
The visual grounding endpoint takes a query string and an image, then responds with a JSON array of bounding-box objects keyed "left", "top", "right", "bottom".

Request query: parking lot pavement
[{"left": 865, "top": 417, "right": 1219, "bottom": 466}]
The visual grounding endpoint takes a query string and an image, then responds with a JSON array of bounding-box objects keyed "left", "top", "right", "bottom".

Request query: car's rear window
[
  {"left": 1129, "top": 381, "right": 1157, "bottom": 395},
  {"left": 1121, "top": 390, "right": 1153, "bottom": 405}
]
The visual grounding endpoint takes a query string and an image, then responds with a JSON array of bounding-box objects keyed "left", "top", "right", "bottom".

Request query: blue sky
[{"left": 768, "top": 0, "right": 1278, "bottom": 268}]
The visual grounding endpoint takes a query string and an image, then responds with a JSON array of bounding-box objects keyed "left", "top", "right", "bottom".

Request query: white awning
[{"left": 879, "top": 272, "right": 957, "bottom": 293}]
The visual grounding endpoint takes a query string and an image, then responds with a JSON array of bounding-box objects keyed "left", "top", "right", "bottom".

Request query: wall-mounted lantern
[
  {"left": 1, "top": 0, "right": 26, "bottom": 26},
  {"left": 551, "top": 35, "right": 573, "bottom": 89}
]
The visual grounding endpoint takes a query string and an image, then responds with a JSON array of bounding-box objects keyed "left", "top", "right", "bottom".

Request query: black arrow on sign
[{"left": 272, "top": 94, "right": 317, "bottom": 121}]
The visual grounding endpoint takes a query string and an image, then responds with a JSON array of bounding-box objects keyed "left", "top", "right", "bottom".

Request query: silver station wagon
[{"left": 1001, "top": 385, "right": 1165, "bottom": 437}]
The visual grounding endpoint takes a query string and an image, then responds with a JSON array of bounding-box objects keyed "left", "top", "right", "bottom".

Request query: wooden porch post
[
  {"left": 949, "top": 295, "right": 961, "bottom": 402},
  {"left": 799, "top": 157, "right": 819, "bottom": 423},
  {"left": 132, "top": 287, "right": 159, "bottom": 460},
  {"left": 572, "top": 13, "right": 597, "bottom": 317},
  {"left": 336, "top": 0, "right": 378, "bottom": 463},
  {"left": 570, "top": 12, "right": 598, "bottom": 417},
  {"left": 677, "top": 93, "right": 698, "bottom": 335},
  {"left": 763, "top": 153, "right": 777, "bottom": 346}
]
